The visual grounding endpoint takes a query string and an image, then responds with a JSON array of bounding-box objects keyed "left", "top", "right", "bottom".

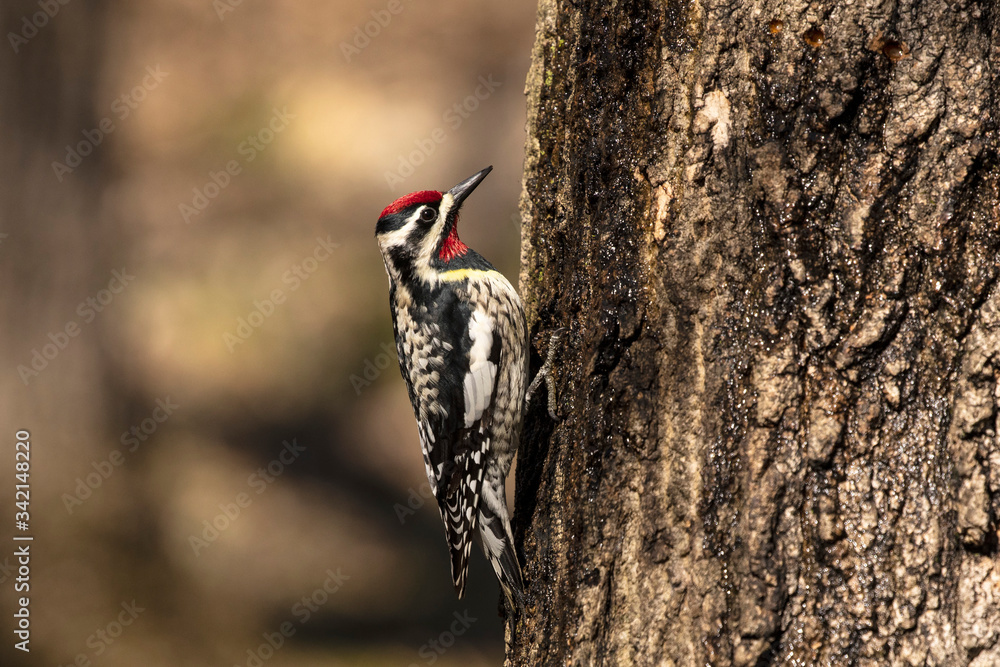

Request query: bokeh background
[{"left": 1, "top": 1, "right": 536, "bottom": 665}]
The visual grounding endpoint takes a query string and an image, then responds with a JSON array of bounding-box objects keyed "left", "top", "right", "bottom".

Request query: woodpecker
[{"left": 375, "top": 166, "right": 526, "bottom": 610}]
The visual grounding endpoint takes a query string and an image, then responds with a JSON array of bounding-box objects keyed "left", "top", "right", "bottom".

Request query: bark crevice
[{"left": 512, "top": 1, "right": 1000, "bottom": 665}]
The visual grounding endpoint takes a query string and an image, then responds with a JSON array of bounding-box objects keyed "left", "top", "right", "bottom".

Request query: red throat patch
[
  {"left": 379, "top": 190, "right": 442, "bottom": 219},
  {"left": 439, "top": 221, "right": 469, "bottom": 262}
]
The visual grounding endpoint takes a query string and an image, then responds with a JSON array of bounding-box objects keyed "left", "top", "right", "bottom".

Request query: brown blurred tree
[
  {"left": 1, "top": 2, "right": 117, "bottom": 666},
  {"left": 2, "top": 4, "right": 217, "bottom": 666},
  {"left": 510, "top": 0, "right": 1000, "bottom": 665}
]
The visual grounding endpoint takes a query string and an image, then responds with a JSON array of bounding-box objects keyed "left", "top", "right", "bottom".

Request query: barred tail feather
[
  {"left": 495, "top": 535, "right": 525, "bottom": 611},
  {"left": 440, "top": 456, "right": 486, "bottom": 599},
  {"left": 441, "top": 503, "right": 472, "bottom": 599},
  {"left": 476, "top": 501, "right": 525, "bottom": 611},
  {"left": 443, "top": 493, "right": 475, "bottom": 598}
]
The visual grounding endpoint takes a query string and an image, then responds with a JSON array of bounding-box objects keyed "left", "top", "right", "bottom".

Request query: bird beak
[{"left": 447, "top": 166, "right": 493, "bottom": 208}]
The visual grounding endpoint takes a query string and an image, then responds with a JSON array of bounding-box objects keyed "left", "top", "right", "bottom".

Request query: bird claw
[{"left": 526, "top": 328, "right": 565, "bottom": 418}]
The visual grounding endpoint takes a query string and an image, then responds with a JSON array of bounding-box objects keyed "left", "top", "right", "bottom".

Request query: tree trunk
[{"left": 510, "top": 0, "right": 1000, "bottom": 665}]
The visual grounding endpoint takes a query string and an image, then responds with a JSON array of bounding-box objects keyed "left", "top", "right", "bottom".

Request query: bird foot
[{"left": 525, "top": 328, "right": 565, "bottom": 419}]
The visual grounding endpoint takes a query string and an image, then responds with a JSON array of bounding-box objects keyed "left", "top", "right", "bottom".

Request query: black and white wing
[
  {"left": 440, "top": 308, "right": 499, "bottom": 597},
  {"left": 394, "top": 299, "right": 500, "bottom": 597}
]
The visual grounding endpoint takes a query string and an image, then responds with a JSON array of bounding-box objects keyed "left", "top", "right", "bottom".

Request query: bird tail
[
  {"left": 441, "top": 481, "right": 478, "bottom": 600},
  {"left": 476, "top": 499, "right": 525, "bottom": 612}
]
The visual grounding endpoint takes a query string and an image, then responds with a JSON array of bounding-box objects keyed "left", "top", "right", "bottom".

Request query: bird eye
[{"left": 419, "top": 207, "right": 437, "bottom": 222}]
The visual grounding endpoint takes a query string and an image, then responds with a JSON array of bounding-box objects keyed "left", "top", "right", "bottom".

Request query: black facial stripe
[
  {"left": 376, "top": 203, "right": 443, "bottom": 238},
  {"left": 407, "top": 219, "right": 431, "bottom": 247},
  {"left": 386, "top": 244, "right": 410, "bottom": 266},
  {"left": 376, "top": 211, "right": 412, "bottom": 235}
]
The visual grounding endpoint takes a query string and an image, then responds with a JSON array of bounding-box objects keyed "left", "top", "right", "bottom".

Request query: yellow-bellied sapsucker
[{"left": 375, "top": 166, "right": 526, "bottom": 610}]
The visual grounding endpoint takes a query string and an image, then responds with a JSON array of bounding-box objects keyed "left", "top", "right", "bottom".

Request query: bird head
[{"left": 375, "top": 166, "right": 492, "bottom": 284}]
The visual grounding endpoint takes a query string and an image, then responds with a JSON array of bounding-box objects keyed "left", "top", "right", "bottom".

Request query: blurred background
[{"left": 1, "top": 1, "right": 535, "bottom": 665}]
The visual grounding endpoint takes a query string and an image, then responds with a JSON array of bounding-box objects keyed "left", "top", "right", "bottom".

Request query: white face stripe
[
  {"left": 412, "top": 193, "right": 455, "bottom": 285},
  {"left": 377, "top": 194, "right": 457, "bottom": 286},
  {"left": 377, "top": 207, "right": 423, "bottom": 252},
  {"left": 377, "top": 206, "right": 428, "bottom": 282}
]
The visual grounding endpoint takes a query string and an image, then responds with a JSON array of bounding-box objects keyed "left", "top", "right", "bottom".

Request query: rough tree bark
[{"left": 510, "top": 0, "right": 999, "bottom": 665}]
